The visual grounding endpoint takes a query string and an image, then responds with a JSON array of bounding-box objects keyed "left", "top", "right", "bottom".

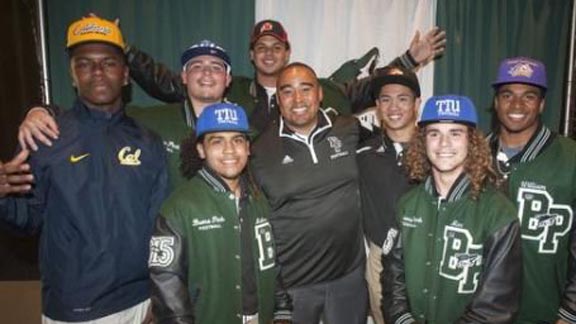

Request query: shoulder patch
[{"left": 149, "top": 236, "right": 175, "bottom": 267}]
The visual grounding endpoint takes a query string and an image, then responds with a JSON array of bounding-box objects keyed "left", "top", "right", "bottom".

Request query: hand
[
  {"left": 408, "top": 26, "right": 447, "bottom": 66},
  {"left": 556, "top": 320, "right": 570, "bottom": 324},
  {"left": 18, "top": 107, "right": 59, "bottom": 151},
  {"left": 0, "top": 150, "right": 33, "bottom": 198}
]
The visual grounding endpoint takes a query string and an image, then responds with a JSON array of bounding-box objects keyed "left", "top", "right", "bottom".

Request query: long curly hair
[
  {"left": 180, "top": 132, "right": 203, "bottom": 180},
  {"left": 403, "top": 125, "right": 500, "bottom": 199}
]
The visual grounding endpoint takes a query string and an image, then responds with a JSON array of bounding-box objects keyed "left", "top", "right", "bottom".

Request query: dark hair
[
  {"left": 494, "top": 83, "right": 547, "bottom": 98},
  {"left": 179, "top": 132, "right": 203, "bottom": 179}
]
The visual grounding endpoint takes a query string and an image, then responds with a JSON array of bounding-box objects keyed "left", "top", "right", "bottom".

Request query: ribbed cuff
[
  {"left": 559, "top": 307, "right": 576, "bottom": 324},
  {"left": 395, "top": 312, "right": 416, "bottom": 324},
  {"left": 399, "top": 50, "right": 418, "bottom": 70},
  {"left": 273, "top": 309, "right": 292, "bottom": 322}
]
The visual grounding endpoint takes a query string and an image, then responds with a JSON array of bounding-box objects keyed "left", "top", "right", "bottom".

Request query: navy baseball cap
[
  {"left": 371, "top": 65, "right": 421, "bottom": 99},
  {"left": 196, "top": 103, "right": 249, "bottom": 138},
  {"left": 419, "top": 95, "right": 478, "bottom": 127},
  {"left": 181, "top": 40, "right": 231, "bottom": 72},
  {"left": 250, "top": 20, "right": 290, "bottom": 48},
  {"left": 492, "top": 57, "right": 547, "bottom": 90}
]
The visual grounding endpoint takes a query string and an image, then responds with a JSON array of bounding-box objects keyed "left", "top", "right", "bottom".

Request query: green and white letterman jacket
[
  {"left": 488, "top": 124, "right": 576, "bottom": 324},
  {"left": 382, "top": 174, "right": 522, "bottom": 324},
  {"left": 148, "top": 168, "right": 288, "bottom": 324},
  {"left": 127, "top": 102, "right": 198, "bottom": 191}
]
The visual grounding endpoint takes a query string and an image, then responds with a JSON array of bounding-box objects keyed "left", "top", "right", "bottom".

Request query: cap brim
[{"left": 418, "top": 119, "right": 477, "bottom": 128}]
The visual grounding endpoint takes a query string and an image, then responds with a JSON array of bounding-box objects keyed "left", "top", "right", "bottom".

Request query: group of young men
[{"left": 0, "top": 13, "right": 575, "bottom": 324}]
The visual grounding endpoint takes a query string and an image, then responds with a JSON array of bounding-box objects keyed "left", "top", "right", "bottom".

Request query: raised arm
[
  {"left": 126, "top": 45, "right": 185, "bottom": 103},
  {"left": 336, "top": 27, "right": 446, "bottom": 113}
]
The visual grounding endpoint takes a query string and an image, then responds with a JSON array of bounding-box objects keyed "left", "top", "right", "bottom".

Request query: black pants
[{"left": 288, "top": 265, "right": 368, "bottom": 324}]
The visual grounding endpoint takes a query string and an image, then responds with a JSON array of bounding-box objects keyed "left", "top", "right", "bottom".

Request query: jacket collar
[
  {"left": 424, "top": 172, "right": 471, "bottom": 203},
  {"left": 198, "top": 166, "right": 248, "bottom": 198},
  {"left": 278, "top": 109, "right": 332, "bottom": 143},
  {"left": 74, "top": 99, "right": 126, "bottom": 124},
  {"left": 487, "top": 123, "right": 555, "bottom": 172}
]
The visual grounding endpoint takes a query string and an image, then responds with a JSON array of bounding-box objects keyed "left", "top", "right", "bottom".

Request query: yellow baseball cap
[{"left": 66, "top": 16, "right": 125, "bottom": 50}]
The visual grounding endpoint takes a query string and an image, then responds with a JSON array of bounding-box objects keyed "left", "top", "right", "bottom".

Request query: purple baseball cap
[{"left": 492, "top": 57, "right": 547, "bottom": 89}]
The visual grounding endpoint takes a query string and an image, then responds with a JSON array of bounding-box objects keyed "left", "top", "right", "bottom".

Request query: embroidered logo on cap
[
  {"left": 215, "top": 108, "right": 239, "bottom": 125},
  {"left": 435, "top": 99, "right": 461, "bottom": 118},
  {"left": 508, "top": 62, "right": 534, "bottom": 78},
  {"left": 260, "top": 22, "right": 274, "bottom": 33},
  {"left": 73, "top": 23, "right": 112, "bottom": 37}
]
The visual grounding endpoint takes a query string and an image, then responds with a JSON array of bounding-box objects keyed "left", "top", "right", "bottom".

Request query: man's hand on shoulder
[{"left": 18, "top": 106, "right": 59, "bottom": 151}]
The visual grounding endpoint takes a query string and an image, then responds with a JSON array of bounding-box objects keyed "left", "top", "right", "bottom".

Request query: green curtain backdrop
[
  {"left": 45, "top": 0, "right": 255, "bottom": 108},
  {"left": 435, "top": 0, "right": 573, "bottom": 132}
]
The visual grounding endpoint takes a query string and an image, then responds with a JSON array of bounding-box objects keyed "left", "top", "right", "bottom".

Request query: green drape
[
  {"left": 434, "top": 0, "right": 573, "bottom": 132},
  {"left": 46, "top": 0, "right": 255, "bottom": 108}
]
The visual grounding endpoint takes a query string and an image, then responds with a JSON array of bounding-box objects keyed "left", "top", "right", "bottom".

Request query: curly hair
[
  {"left": 179, "top": 132, "right": 204, "bottom": 180},
  {"left": 403, "top": 126, "right": 500, "bottom": 199}
]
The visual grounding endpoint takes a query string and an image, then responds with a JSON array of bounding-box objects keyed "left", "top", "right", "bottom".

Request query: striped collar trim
[
  {"left": 278, "top": 108, "right": 332, "bottom": 143},
  {"left": 198, "top": 167, "right": 249, "bottom": 197},
  {"left": 488, "top": 123, "right": 554, "bottom": 165},
  {"left": 198, "top": 167, "right": 229, "bottom": 193},
  {"left": 425, "top": 173, "right": 471, "bottom": 202}
]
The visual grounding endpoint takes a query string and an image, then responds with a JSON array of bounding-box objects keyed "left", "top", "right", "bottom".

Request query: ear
[
  {"left": 69, "top": 64, "right": 77, "bottom": 88},
  {"left": 196, "top": 142, "right": 206, "bottom": 159},
  {"left": 246, "top": 141, "right": 251, "bottom": 156},
  {"left": 539, "top": 98, "right": 545, "bottom": 114},
  {"left": 414, "top": 97, "right": 422, "bottom": 114},
  {"left": 493, "top": 96, "right": 499, "bottom": 111},
  {"left": 413, "top": 97, "right": 422, "bottom": 123},
  {"left": 249, "top": 49, "right": 255, "bottom": 62},
  {"left": 181, "top": 70, "right": 188, "bottom": 85},
  {"left": 123, "top": 66, "right": 129, "bottom": 86},
  {"left": 318, "top": 83, "right": 324, "bottom": 103},
  {"left": 225, "top": 72, "right": 232, "bottom": 88},
  {"left": 285, "top": 48, "right": 291, "bottom": 64}
]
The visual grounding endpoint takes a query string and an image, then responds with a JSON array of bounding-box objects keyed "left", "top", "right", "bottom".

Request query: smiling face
[
  {"left": 376, "top": 84, "right": 420, "bottom": 141},
  {"left": 277, "top": 65, "right": 323, "bottom": 135},
  {"left": 424, "top": 123, "right": 469, "bottom": 181},
  {"left": 250, "top": 35, "right": 291, "bottom": 79},
  {"left": 494, "top": 83, "right": 545, "bottom": 146},
  {"left": 197, "top": 131, "right": 250, "bottom": 190},
  {"left": 181, "top": 55, "right": 231, "bottom": 113},
  {"left": 69, "top": 42, "right": 129, "bottom": 112}
]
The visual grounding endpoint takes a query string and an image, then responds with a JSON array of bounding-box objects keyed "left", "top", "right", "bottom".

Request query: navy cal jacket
[{"left": 0, "top": 100, "right": 168, "bottom": 321}]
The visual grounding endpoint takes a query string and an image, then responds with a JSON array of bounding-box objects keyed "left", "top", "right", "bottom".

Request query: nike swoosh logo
[{"left": 69, "top": 153, "right": 90, "bottom": 163}]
